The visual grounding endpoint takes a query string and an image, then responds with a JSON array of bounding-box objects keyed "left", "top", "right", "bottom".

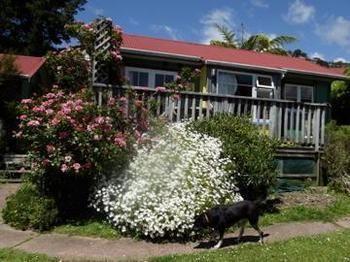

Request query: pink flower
[
  {"left": 155, "top": 86, "right": 167, "bottom": 93},
  {"left": 119, "top": 96, "right": 127, "bottom": 102},
  {"left": 75, "top": 105, "right": 83, "bottom": 111},
  {"left": 61, "top": 164, "right": 68, "bottom": 173},
  {"left": 21, "top": 99, "right": 33, "bottom": 104},
  {"left": 46, "top": 144, "right": 55, "bottom": 154},
  {"left": 45, "top": 109, "right": 54, "bottom": 115},
  {"left": 173, "top": 94, "right": 181, "bottom": 100},
  {"left": 107, "top": 97, "right": 116, "bottom": 106},
  {"left": 114, "top": 133, "right": 127, "bottom": 148},
  {"left": 13, "top": 131, "right": 23, "bottom": 138},
  {"left": 33, "top": 106, "right": 45, "bottom": 113},
  {"left": 51, "top": 118, "right": 61, "bottom": 126},
  {"left": 59, "top": 131, "right": 69, "bottom": 139},
  {"left": 95, "top": 116, "right": 105, "bottom": 124},
  {"left": 27, "top": 120, "right": 40, "bottom": 127},
  {"left": 72, "top": 163, "right": 81, "bottom": 173},
  {"left": 43, "top": 159, "right": 50, "bottom": 167},
  {"left": 19, "top": 115, "right": 27, "bottom": 120}
]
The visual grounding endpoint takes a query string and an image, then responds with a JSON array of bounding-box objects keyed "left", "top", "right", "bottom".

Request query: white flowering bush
[{"left": 92, "top": 123, "right": 242, "bottom": 239}]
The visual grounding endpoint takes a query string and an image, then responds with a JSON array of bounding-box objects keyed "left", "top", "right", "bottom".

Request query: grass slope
[
  {"left": 153, "top": 229, "right": 350, "bottom": 261},
  {"left": 0, "top": 248, "right": 57, "bottom": 262},
  {"left": 260, "top": 193, "right": 350, "bottom": 226}
]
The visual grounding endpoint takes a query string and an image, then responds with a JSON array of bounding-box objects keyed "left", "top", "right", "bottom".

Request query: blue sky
[{"left": 76, "top": 0, "right": 350, "bottom": 62}]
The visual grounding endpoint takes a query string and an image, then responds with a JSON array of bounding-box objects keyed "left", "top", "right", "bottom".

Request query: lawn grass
[
  {"left": 52, "top": 219, "right": 121, "bottom": 239},
  {"left": 152, "top": 229, "right": 350, "bottom": 262},
  {"left": 260, "top": 193, "right": 350, "bottom": 226},
  {"left": 50, "top": 193, "right": 350, "bottom": 240},
  {"left": 0, "top": 248, "right": 57, "bottom": 262}
]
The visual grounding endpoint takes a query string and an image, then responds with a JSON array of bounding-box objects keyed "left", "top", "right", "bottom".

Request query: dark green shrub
[
  {"left": 2, "top": 183, "right": 58, "bottom": 231},
  {"left": 189, "top": 114, "right": 278, "bottom": 200},
  {"left": 323, "top": 122, "right": 350, "bottom": 194}
]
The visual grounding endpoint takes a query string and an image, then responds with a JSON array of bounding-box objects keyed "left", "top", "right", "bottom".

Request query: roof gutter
[
  {"left": 205, "top": 59, "right": 287, "bottom": 74},
  {"left": 121, "top": 47, "right": 203, "bottom": 62},
  {"left": 284, "top": 68, "right": 349, "bottom": 81}
]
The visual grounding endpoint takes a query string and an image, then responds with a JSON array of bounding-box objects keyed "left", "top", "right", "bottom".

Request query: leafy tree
[
  {"left": 210, "top": 24, "right": 297, "bottom": 56},
  {"left": 289, "top": 49, "right": 308, "bottom": 58},
  {"left": 0, "top": 0, "right": 86, "bottom": 56},
  {"left": 331, "top": 67, "right": 350, "bottom": 125},
  {"left": 210, "top": 24, "right": 238, "bottom": 48}
]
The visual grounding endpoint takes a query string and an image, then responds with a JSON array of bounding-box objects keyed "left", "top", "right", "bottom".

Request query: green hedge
[
  {"left": 2, "top": 183, "right": 58, "bottom": 231},
  {"left": 189, "top": 114, "right": 278, "bottom": 200},
  {"left": 323, "top": 123, "right": 350, "bottom": 194}
]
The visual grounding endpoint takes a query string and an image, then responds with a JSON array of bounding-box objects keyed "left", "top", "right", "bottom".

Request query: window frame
[
  {"left": 284, "top": 84, "right": 314, "bottom": 103},
  {"left": 125, "top": 66, "right": 177, "bottom": 88},
  {"left": 216, "top": 69, "right": 275, "bottom": 98}
]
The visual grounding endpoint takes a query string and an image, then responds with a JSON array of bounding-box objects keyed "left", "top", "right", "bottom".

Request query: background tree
[
  {"left": 331, "top": 67, "right": 350, "bottom": 125},
  {"left": 210, "top": 24, "right": 238, "bottom": 48},
  {"left": 0, "top": 54, "right": 21, "bottom": 153},
  {"left": 210, "top": 24, "right": 297, "bottom": 56},
  {"left": 0, "top": 0, "right": 86, "bottom": 56}
]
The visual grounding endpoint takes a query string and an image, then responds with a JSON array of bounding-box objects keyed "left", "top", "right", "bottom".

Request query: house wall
[{"left": 122, "top": 55, "right": 333, "bottom": 105}]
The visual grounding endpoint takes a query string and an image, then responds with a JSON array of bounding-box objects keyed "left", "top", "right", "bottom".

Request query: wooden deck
[{"left": 94, "top": 84, "right": 329, "bottom": 151}]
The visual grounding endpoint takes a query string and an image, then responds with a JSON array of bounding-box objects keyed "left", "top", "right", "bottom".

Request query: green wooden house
[{"left": 101, "top": 33, "right": 348, "bottom": 182}]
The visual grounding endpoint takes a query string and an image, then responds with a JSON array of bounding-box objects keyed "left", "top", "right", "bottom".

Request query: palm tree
[
  {"left": 210, "top": 24, "right": 297, "bottom": 56},
  {"left": 241, "top": 34, "right": 297, "bottom": 55},
  {"left": 209, "top": 24, "right": 238, "bottom": 49}
]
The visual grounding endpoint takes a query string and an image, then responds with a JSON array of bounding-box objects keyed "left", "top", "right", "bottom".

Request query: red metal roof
[
  {"left": 122, "top": 34, "right": 347, "bottom": 79},
  {"left": 0, "top": 54, "right": 45, "bottom": 78}
]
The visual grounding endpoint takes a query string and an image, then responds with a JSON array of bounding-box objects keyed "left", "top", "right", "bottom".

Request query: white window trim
[
  {"left": 256, "top": 74, "right": 274, "bottom": 89},
  {"left": 284, "top": 84, "right": 314, "bottom": 103},
  {"left": 125, "top": 66, "right": 177, "bottom": 88},
  {"left": 216, "top": 69, "right": 275, "bottom": 98}
]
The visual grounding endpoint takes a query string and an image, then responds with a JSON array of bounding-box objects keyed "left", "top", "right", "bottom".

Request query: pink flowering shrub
[{"left": 16, "top": 88, "right": 149, "bottom": 219}]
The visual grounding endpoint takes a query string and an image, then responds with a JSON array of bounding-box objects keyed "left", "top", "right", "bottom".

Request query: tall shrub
[
  {"left": 189, "top": 114, "right": 278, "bottom": 200},
  {"left": 323, "top": 122, "right": 350, "bottom": 194},
  {"left": 15, "top": 88, "right": 149, "bottom": 219},
  {"left": 92, "top": 123, "right": 242, "bottom": 239}
]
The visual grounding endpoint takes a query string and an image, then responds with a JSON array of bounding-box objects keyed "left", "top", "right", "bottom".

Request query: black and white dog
[{"left": 193, "top": 200, "right": 266, "bottom": 249}]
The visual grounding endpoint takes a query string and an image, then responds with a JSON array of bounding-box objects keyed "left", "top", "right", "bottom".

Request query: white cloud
[
  {"left": 311, "top": 52, "right": 325, "bottom": 60},
  {"left": 200, "top": 8, "right": 235, "bottom": 44},
  {"left": 315, "top": 16, "right": 350, "bottom": 49},
  {"left": 334, "top": 57, "right": 348, "bottom": 63},
  {"left": 250, "top": 0, "right": 269, "bottom": 8},
  {"left": 150, "top": 25, "right": 180, "bottom": 40},
  {"left": 285, "top": 0, "right": 315, "bottom": 24}
]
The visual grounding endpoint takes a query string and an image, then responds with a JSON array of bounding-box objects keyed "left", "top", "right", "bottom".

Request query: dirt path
[{"left": 1, "top": 183, "right": 350, "bottom": 261}]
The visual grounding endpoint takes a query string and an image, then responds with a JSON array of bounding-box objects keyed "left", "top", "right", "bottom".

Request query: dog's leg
[
  {"left": 237, "top": 221, "right": 246, "bottom": 244},
  {"left": 251, "top": 223, "right": 264, "bottom": 244},
  {"left": 213, "top": 229, "right": 224, "bottom": 249}
]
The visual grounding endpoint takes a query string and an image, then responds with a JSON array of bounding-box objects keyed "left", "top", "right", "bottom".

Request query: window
[
  {"left": 216, "top": 71, "right": 253, "bottom": 96},
  {"left": 128, "top": 71, "right": 149, "bottom": 87},
  {"left": 155, "top": 73, "right": 175, "bottom": 87},
  {"left": 125, "top": 67, "right": 177, "bottom": 88},
  {"left": 256, "top": 76, "right": 273, "bottom": 88},
  {"left": 284, "top": 84, "right": 313, "bottom": 103}
]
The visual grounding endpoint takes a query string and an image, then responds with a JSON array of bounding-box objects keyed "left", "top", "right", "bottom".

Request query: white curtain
[{"left": 217, "top": 72, "right": 238, "bottom": 95}]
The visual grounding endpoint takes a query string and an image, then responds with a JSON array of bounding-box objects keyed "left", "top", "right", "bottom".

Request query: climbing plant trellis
[{"left": 92, "top": 18, "right": 113, "bottom": 85}]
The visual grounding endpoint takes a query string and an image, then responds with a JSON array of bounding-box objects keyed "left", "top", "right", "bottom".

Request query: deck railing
[{"left": 94, "top": 84, "right": 329, "bottom": 151}]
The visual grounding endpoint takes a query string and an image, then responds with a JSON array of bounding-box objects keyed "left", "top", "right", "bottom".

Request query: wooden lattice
[{"left": 92, "top": 18, "right": 113, "bottom": 84}]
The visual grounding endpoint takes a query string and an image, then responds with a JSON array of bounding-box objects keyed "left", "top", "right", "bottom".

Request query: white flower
[{"left": 92, "top": 123, "right": 242, "bottom": 239}]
